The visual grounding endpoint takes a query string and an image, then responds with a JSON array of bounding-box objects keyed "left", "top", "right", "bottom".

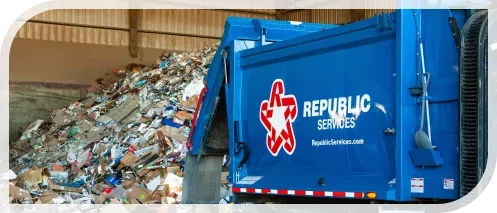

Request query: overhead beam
[
  {"left": 129, "top": 9, "right": 138, "bottom": 58},
  {"left": 278, "top": 9, "right": 304, "bottom": 15},
  {"left": 26, "top": 20, "right": 222, "bottom": 40},
  {"left": 211, "top": 9, "right": 276, "bottom": 17}
]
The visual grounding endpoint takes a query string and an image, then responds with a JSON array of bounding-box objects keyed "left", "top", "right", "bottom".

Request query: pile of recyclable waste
[{"left": 8, "top": 42, "right": 220, "bottom": 204}]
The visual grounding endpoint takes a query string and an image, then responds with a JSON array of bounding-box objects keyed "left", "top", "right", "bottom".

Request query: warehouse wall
[
  {"left": 9, "top": 9, "right": 275, "bottom": 141},
  {"left": 278, "top": 9, "right": 351, "bottom": 24},
  {"left": 10, "top": 38, "right": 165, "bottom": 85},
  {"left": 17, "top": 9, "right": 274, "bottom": 51},
  {"left": 9, "top": 38, "right": 168, "bottom": 141},
  {"left": 12, "top": 9, "right": 402, "bottom": 85},
  {"left": 12, "top": 9, "right": 276, "bottom": 84},
  {"left": 10, "top": 9, "right": 397, "bottom": 141},
  {"left": 277, "top": 9, "right": 395, "bottom": 24}
]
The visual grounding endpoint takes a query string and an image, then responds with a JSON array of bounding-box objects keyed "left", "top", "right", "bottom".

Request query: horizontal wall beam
[
  {"left": 211, "top": 9, "right": 276, "bottom": 16},
  {"left": 25, "top": 20, "right": 222, "bottom": 40},
  {"left": 278, "top": 9, "right": 303, "bottom": 15}
]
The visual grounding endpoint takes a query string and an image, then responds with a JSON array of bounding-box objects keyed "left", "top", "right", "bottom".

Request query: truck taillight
[{"left": 366, "top": 192, "right": 376, "bottom": 199}]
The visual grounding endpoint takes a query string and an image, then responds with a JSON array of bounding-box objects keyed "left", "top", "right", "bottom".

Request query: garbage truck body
[{"left": 183, "top": 9, "right": 489, "bottom": 203}]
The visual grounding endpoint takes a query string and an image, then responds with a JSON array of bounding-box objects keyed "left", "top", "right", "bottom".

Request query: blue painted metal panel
[
  {"left": 233, "top": 13, "right": 398, "bottom": 201},
  {"left": 395, "top": 9, "right": 417, "bottom": 202},
  {"left": 190, "top": 17, "right": 337, "bottom": 155},
  {"left": 405, "top": 9, "right": 466, "bottom": 200},
  {"left": 195, "top": 9, "right": 468, "bottom": 202}
]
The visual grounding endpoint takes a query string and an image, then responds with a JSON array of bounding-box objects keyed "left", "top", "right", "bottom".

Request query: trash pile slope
[{"left": 8, "top": 42, "right": 220, "bottom": 204}]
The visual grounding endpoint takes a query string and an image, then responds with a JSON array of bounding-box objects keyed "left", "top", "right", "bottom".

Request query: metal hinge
[
  {"left": 448, "top": 17, "right": 461, "bottom": 54},
  {"left": 222, "top": 50, "right": 228, "bottom": 84},
  {"left": 384, "top": 128, "right": 396, "bottom": 135},
  {"left": 376, "top": 12, "right": 393, "bottom": 31}
]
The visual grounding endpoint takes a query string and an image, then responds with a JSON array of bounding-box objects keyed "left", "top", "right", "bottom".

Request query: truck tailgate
[{"left": 231, "top": 13, "right": 397, "bottom": 199}]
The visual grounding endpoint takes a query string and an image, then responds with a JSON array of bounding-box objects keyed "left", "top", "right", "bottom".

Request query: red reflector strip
[{"left": 232, "top": 187, "right": 364, "bottom": 198}]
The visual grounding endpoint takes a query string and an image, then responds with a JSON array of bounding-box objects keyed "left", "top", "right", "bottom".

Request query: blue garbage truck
[{"left": 181, "top": 9, "right": 489, "bottom": 204}]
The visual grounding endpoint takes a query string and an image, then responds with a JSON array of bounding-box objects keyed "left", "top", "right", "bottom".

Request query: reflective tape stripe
[{"left": 232, "top": 187, "right": 364, "bottom": 199}]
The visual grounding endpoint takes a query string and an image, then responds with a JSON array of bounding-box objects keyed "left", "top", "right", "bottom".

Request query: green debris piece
[
  {"left": 33, "top": 143, "right": 43, "bottom": 149},
  {"left": 140, "top": 194, "right": 145, "bottom": 200},
  {"left": 69, "top": 126, "right": 80, "bottom": 137}
]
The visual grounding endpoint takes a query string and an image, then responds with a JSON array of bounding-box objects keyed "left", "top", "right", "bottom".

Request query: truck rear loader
[{"left": 181, "top": 9, "right": 489, "bottom": 204}]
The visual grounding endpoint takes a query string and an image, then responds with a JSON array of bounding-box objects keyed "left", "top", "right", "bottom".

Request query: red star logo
[{"left": 260, "top": 79, "right": 298, "bottom": 156}]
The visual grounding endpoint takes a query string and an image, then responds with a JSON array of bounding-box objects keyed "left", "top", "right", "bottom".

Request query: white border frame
[{"left": 0, "top": 1, "right": 494, "bottom": 212}]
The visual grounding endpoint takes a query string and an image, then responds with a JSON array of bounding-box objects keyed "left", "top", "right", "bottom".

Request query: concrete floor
[{"left": 9, "top": 84, "right": 81, "bottom": 142}]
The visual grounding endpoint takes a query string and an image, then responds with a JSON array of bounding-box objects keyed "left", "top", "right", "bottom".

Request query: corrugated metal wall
[
  {"left": 138, "top": 10, "right": 274, "bottom": 39},
  {"left": 11, "top": 8, "right": 397, "bottom": 97},
  {"left": 16, "top": 9, "right": 276, "bottom": 52},
  {"left": 279, "top": 9, "right": 351, "bottom": 24},
  {"left": 16, "top": 22, "right": 219, "bottom": 51},
  {"left": 17, "top": 22, "right": 130, "bottom": 46},
  {"left": 11, "top": 9, "right": 277, "bottom": 88},
  {"left": 278, "top": 9, "right": 395, "bottom": 24},
  {"left": 16, "top": 9, "right": 397, "bottom": 51}
]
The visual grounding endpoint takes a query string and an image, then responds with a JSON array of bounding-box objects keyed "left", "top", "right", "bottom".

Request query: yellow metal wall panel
[
  {"left": 312, "top": 9, "right": 351, "bottom": 24},
  {"left": 30, "top": 9, "right": 129, "bottom": 29},
  {"left": 15, "top": 8, "right": 400, "bottom": 56},
  {"left": 19, "top": 9, "right": 278, "bottom": 52},
  {"left": 28, "top": 9, "right": 277, "bottom": 33},
  {"left": 138, "top": 9, "right": 273, "bottom": 38},
  {"left": 138, "top": 33, "right": 218, "bottom": 52},
  {"left": 10, "top": 38, "right": 165, "bottom": 85},
  {"left": 22, "top": 9, "right": 276, "bottom": 49},
  {"left": 280, "top": 9, "right": 397, "bottom": 24},
  {"left": 15, "top": 22, "right": 217, "bottom": 52},
  {"left": 281, "top": 10, "right": 310, "bottom": 22},
  {"left": 16, "top": 22, "right": 128, "bottom": 46},
  {"left": 280, "top": 10, "right": 351, "bottom": 24}
]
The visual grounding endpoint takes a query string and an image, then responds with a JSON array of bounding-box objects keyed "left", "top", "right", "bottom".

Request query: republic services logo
[{"left": 259, "top": 79, "right": 298, "bottom": 156}]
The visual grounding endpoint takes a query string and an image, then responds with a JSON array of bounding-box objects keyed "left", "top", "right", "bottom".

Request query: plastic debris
[{"left": 8, "top": 42, "right": 220, "bottom": 204}]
